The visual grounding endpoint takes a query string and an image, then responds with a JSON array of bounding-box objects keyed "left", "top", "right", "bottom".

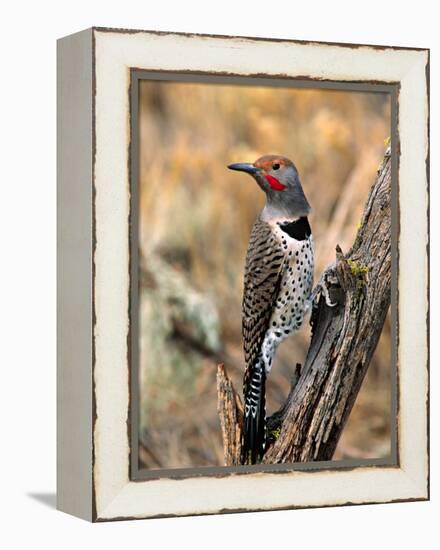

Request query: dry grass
[{"left": 138, "top": 80, "right": 392, "bottom": 469}]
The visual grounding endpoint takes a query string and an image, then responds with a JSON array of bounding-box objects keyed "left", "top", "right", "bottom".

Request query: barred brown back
[{"left": 242, "top": 217, "right": 286, "bottom": 391}]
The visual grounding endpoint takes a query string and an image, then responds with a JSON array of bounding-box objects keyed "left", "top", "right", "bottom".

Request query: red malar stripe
[{"left": 265, "top": 174, "right": 286, "bottom": 191}]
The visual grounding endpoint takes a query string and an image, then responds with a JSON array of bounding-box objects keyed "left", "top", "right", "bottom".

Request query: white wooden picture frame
[{"left": 57, "top": 27, "right": 429, "bottom": 521}]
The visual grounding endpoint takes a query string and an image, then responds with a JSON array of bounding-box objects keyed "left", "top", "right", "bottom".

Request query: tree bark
[{"left": 216, "top": 147, "right": 392, "bottom": 465}]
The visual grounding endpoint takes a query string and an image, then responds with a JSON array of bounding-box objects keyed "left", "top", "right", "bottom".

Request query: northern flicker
[{"left": 228, "top": 155, "right": 314, "bottom": 465}]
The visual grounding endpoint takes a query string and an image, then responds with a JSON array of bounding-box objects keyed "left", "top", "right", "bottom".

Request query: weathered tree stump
[{"left": 217, "top": 147, "right": 392, "bottom": 465}]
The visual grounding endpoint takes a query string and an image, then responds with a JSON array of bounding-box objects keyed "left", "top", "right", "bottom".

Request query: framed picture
[{"left": 57, "top": 27, "right": 429, "bottom": 521}]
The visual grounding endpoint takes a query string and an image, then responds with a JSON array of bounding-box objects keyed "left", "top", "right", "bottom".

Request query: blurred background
[{"left": 137, "top": 79, "right": 391, "bottom": 470}]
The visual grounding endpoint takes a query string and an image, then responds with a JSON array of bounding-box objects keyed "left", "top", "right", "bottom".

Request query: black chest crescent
[{"left": 278, "top": 217, "right": 311, "bottom": 241}]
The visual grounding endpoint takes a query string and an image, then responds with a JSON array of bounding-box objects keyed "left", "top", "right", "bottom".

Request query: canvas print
[{"left": 136, "top": 79, "right": 392, "bottom": 471}]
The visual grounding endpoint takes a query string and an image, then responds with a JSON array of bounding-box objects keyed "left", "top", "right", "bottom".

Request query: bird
[{"left": 228, "top": 155, "right": 314, "bottom": 465}]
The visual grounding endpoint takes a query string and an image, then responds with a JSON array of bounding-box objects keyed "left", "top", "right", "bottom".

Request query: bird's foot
[{"left": 311, "top": 267, "right": 338, "bottom": 308}]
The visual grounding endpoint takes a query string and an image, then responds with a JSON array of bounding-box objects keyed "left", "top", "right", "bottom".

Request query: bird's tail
[{"left": 241, "top": 360, "right": 266, "bottom": 465}]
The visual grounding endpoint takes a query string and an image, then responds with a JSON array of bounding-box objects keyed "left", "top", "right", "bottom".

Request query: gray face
[{"left": 228, "top": 154, "right": 311, "bottom": 219}]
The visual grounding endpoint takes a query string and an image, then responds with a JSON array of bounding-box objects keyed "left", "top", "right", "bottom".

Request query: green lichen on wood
[
  {"left": 269, "top": 427, "right": 281, "bottom": 440},
  {"left": 347, "top": 259, "right": 369, "bottom": 278},
  {"left": 347, "top": 259, "right": 369, "bottom": 297}
]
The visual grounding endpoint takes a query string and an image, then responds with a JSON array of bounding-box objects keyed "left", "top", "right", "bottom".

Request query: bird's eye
[{"left": 272, "top": 163, "right": 280, "bottom": 170}]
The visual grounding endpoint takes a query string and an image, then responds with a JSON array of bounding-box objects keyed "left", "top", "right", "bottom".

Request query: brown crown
[{"left": 254, "top": 155, "right": 296, "bottom": 171}]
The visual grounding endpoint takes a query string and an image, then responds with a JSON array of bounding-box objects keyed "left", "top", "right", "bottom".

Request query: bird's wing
[{"left": 242, "top": 217, "right": 287, "bottom": 376}]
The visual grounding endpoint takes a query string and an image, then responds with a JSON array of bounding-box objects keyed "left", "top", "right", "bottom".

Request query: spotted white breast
[{"left": 260, "top": 221, "right": 314, "bottom": 374}]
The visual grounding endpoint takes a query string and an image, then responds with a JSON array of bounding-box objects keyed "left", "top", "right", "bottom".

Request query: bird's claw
[
  {"left": 311, "top": 270, "right": 338, "bottom": 308},
  {"left": 321, "top": 281, "right": 338, "bottom": 308}
]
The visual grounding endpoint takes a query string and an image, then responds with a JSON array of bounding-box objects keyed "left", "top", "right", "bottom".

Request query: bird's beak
[{"left": 227, "top": 163, "right": 260, "bottom": 175}]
